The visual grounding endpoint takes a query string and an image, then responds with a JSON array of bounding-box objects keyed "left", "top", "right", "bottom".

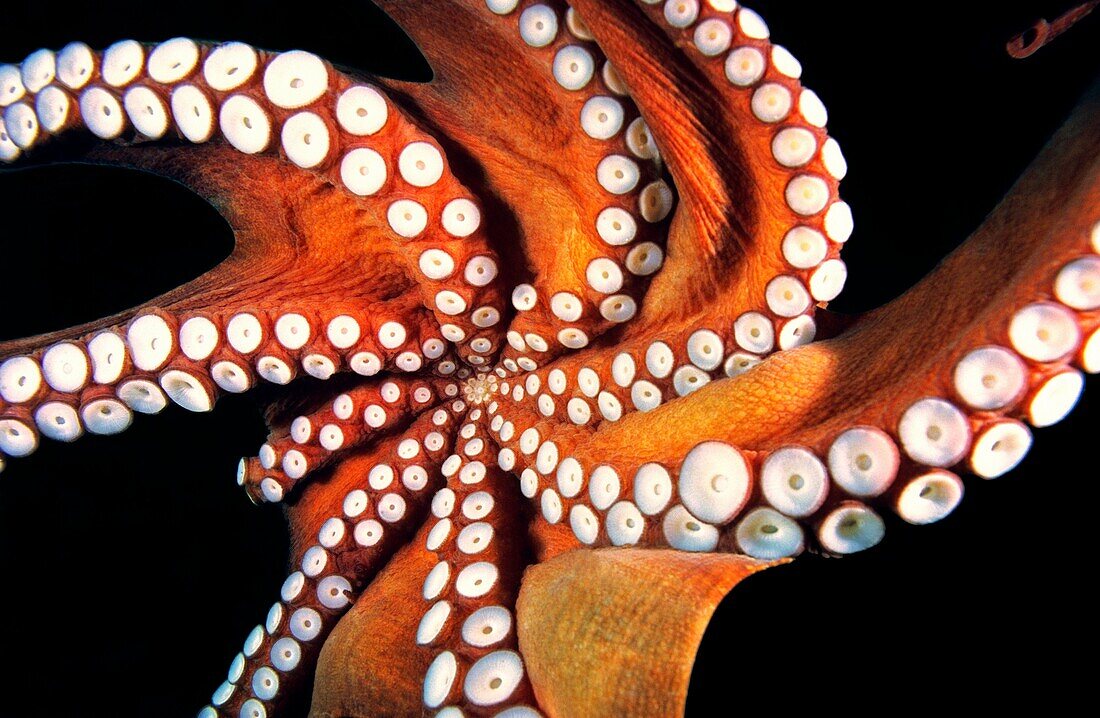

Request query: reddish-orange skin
[{"left": 0, "top": 1, "right": 1098, "bottom": 716}]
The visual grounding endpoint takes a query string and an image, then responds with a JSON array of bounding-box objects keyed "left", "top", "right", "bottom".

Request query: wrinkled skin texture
[{"left": 0, "top": 1, "right": 1095, "bottom": 716}]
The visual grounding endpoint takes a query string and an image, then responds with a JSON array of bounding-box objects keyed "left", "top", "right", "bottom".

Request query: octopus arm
[
  {"left": 210, "top": 407, "right": 462, "bottom": 717},
  {"left": 569, "top": 0, "right": 849, "bottom": 334},
  {"left": 372, "top": 0, "right": 675, "bottom": 368},
  {"left": 0, "top": 38, "right": 508, "bottom": 466},
  {"left": 510, "top": 76, "right": 1100, "bottom": 563},
  {"left": 517, "top": 548, "right": 773, "bottom": 717},
  {"left": 315, "top": 420, "right": 540, "bottom": 715},
  {"left": 239, "top": 375, "right": 450, "bottom": 503}
]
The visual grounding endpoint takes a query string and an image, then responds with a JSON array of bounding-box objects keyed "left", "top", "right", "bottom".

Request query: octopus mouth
[
  {"left": 0, "top": 1, "right": 1097, "bottom": 717},
  {"left": 465, "top": 374, "right": 502, "bottom": 405}
]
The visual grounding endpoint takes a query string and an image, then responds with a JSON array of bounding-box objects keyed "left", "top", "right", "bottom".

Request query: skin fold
[{"left": 0, "top": 1, "right": 1096, "bottom": 716}]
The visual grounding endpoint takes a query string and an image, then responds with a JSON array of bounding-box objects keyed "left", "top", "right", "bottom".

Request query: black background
[{"left": 0, "top": 1, "right": 1097, "bottom": 715}]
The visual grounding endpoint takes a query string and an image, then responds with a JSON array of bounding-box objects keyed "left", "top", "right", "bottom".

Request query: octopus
[{"left": 0, "top": 1, "right": 1096, "bottom": 715}]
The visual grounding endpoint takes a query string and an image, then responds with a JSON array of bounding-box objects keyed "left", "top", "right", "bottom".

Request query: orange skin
[{"left": 0, "top": 1, "right": 1097, "bottom": 716}]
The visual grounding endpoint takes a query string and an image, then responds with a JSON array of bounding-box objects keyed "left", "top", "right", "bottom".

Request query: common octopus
[{"left": 0, "top": 1, "right": 1096, "bottom": 716}]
